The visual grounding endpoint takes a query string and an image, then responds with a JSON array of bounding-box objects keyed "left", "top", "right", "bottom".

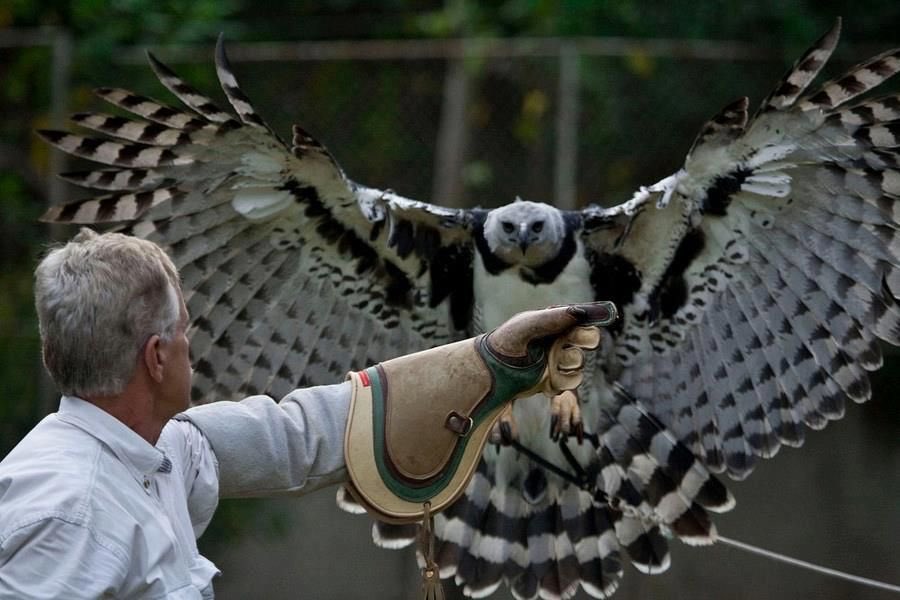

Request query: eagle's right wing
[{"left": 39, "top": 37, "right": 479, "bottom": 403}]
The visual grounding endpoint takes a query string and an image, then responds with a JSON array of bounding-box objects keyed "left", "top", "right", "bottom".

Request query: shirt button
[{"left": 143, "top": 477, "right": 150, "bottom": 489}]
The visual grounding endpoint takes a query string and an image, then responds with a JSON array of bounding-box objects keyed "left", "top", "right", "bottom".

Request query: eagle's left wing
[
  {"left": 38, "top": 37, "right": 478, "bottom": 403},
  {"left": 587, "top": 19, "right": 900, "bottom": 476},
  {"left": 444, "top": 20, "right": 900, "bottom": 598},
  {"left": 576, "top": 15, "right": 898, "bottom": 525}
]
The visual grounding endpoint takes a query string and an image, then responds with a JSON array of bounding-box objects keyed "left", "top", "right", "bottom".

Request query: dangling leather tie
[{"left": 419, "top": 502, "right": 444, "bottom": 600}]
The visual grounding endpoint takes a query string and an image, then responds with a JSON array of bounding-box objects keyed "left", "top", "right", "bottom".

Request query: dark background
[{"left": 1, "top": 1, "right": 898, "bottom": 598}]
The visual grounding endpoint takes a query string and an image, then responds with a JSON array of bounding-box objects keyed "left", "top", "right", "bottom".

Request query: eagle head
[{"left": 483, "top": 198, "right": 567, "bottom": 268}]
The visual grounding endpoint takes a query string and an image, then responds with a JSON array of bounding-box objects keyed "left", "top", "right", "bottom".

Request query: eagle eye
[
  {"left": 501, "top": 221, "right": 515, "bottom": 234},
  {"left": 531, "top": 221, "right": 544, "bottom": 233}
]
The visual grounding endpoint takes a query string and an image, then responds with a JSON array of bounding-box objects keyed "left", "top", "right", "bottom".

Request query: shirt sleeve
[
  {"left": 0, "top": 516, "right": 128, "bottom": 598},
  {"left": 159, "top": 419, "right": 221, "bottom": 537},
  {"left": 175, "top": 382, "right": 351, "bottom": 499}
]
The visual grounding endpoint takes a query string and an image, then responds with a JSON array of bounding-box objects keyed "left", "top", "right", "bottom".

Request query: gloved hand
[
  {"left": 343, "top": 301, "right": 617, "bottom": 524},
  {"left": 479, "top": 302, "right": 615, "bottom": 397}
]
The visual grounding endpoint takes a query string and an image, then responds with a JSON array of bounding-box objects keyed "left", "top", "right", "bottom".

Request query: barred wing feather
[
  {"left": 39, "top": 36, "right": 474, "bottom": 403},
  {"left": 589, "top": 18, "right": 900, "bottom": 483}
]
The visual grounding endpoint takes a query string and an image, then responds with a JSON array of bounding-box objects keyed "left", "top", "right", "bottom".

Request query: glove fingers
[
  {"left": 549, "top": 368, "right": 584, "bottom": 392},
  {"left": 563, "top": 301, "right": 618, "bottom": 326},
  {"left": 486, "top": 302, "right": 616, "bottom": 358},
  {"left": 508, "top": 306, "right": 582, "bottom": 344},
  {"left": 564, "top": 325, "right": 602, "bottom": 350},
  {"left": 555, "top": 345, "right": 585, "bottom": 371},
  {"left": 545, "top": 331, "right": 589, "bottom": 393}
]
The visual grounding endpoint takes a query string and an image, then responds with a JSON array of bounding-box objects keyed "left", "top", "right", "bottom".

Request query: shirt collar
[{"left": 56, "top": 395, "right": 170, "bottom": 478}]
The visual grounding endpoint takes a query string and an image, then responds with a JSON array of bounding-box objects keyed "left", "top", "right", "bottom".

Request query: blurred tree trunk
[
  {"left": 431, "top": 0, "right": 470, "bottom": 208},
  {"left": 554, "top": 42, "right": 579, "bottom": 210}
]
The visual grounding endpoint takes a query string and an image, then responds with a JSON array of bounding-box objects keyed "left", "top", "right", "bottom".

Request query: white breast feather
[{"left": 473, "top": 240, "right": 594, "bottom": 332}]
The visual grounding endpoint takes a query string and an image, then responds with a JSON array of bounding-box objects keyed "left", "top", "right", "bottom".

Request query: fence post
[
  {"left": 554, "top": 41, "right": 579, "bottom": 210},
  {"left": 41, "top": 27, "right": 72, "bottom": 417},
  {"left": 432, "top": 54, "right": 470, "bottom": 208}
]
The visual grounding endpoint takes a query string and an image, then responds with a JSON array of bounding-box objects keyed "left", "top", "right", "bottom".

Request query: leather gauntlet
[{"left": 343, "top": 301, "right": 617, "bottom": 523}]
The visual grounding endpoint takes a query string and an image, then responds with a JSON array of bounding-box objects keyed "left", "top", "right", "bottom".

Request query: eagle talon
[
  {"left": 500, "top": 421, "right": 513, "bottom": 444},
  {"left": 549, "top": 414, "right": 560, "bottom": 441},
  {"left": 549, "top": 390, "right": 581, "bottom": 442},
  {"left": 489, "top": 405, "right": 518, "bottom": 446}
]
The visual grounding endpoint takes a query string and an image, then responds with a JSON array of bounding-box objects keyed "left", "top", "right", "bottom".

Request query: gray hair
[{"left": 34, "top": 228, "right": 182, "bottom": 398}]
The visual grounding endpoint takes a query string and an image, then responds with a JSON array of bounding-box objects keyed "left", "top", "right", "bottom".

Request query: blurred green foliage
[
  {"left": 1, "top": 0, "right": 898, "bottom": 560},
  {"left": 6, "top": 0, "right": 239, "bottom": 55}
]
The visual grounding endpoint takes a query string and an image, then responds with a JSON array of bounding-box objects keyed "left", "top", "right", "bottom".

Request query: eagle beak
[{"left": 518, "top": 226, "right": 530, "bottom": 252}]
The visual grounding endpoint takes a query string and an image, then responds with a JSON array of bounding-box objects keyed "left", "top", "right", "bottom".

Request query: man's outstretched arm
[{"left": 175, "top": 382, "right": 351, "bottom": 500}]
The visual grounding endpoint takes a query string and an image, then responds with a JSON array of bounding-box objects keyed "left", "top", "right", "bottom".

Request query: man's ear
[{"left": 143, "top": 334, "right": 165, "bottom": 383}]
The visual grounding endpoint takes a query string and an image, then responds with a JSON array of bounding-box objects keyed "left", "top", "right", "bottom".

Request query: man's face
[{"left": 159, "top": 293, "right": 193, "bottom": 417}]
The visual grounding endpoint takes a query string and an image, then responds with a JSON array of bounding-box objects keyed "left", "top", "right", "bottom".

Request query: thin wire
[
  {"left": 718, "top": 535, "right": 900, "bottom": 594},
  {"left": 509, "top": 439, "right": 582, "bottom": 486}
]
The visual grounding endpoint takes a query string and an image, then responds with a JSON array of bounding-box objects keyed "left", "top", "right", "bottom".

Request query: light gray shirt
[{"left": 0, "top": 383, "right": 350, "bottom": 599}]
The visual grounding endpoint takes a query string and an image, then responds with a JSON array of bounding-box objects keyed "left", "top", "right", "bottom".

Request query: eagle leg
[{"left": 549, "top": 389, "right": 583, "bottom": 442}]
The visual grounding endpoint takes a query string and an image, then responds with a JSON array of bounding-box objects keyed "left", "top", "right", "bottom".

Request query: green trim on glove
[{"left": 367, "top": 336, "right": 546, "bottom": 503}]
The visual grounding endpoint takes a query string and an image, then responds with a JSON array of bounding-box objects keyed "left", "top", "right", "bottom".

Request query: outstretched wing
[
  {"left": 583, "top": 18, "right": 900, "bottom": 479},
  {"left": 39, "top": 37, "right": 478, "bottom": 403},
  {"left": 359, "top": 22, "right": 900, "bottom": 600}
]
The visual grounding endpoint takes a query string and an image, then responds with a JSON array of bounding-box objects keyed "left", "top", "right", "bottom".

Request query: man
[{"left": 0, "top": 229, "right": 613, "bottom": 598}]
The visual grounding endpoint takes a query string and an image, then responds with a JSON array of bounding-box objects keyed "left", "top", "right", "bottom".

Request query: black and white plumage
[{"left": 38, "top": 20, "right": 900, "bottom": 599}]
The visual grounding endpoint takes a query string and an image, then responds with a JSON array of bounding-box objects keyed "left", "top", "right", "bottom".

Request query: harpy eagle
[{"left": 39, "top": 19, "right": 900, "bottom": 599}]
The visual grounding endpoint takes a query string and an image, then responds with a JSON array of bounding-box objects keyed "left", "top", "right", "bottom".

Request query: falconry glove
[{"left": 342, "top": 301, "right": 618, "bottom": 524}]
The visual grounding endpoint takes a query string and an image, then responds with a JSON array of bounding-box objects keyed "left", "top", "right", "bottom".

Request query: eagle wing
[
  {"left": 39, "top": 37, "right": 477, "bottom": 403},
  {"left": 583, "top": 18, "right": 900, "bottom": 479},
  {"left": 440, "top": 21, "right": 900, "bottom": 598}
]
